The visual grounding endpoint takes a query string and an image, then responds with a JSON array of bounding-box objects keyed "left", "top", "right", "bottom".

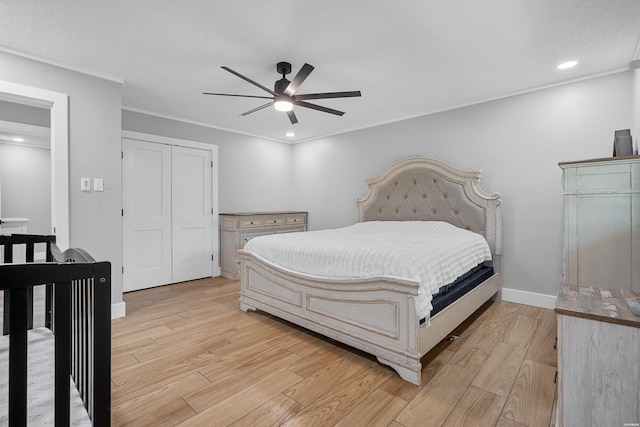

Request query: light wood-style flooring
[{"left": 111, "top": 277, "right": 558, "bottom": 427}]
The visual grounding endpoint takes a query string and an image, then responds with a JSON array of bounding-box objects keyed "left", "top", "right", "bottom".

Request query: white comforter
[{"left": 243, "top": 221, "right": 492, "bottom": 318}]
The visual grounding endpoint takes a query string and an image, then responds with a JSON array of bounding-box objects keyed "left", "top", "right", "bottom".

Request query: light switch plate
[
  {"left": 81, "top": 177, "right": 91, "bottom": 192},
  {"left": 94, "top": 178, "right": 104, "bottom": 192}
]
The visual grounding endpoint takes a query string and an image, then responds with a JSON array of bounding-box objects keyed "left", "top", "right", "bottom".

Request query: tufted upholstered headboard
[{"left": 356, "top": 156, "right": 503, "bottom": 255}]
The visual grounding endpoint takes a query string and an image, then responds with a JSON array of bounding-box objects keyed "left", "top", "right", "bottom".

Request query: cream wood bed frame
[{"left": 237, "top": 156, "right": 502, "bottom": 385}]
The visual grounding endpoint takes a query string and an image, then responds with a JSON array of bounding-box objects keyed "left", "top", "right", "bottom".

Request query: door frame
[
  {"left": 121, "top": 130, "right": 220, "bottom": 284},
  {"left": 0, "top": 80, "right": 69, "bottom": 249}
]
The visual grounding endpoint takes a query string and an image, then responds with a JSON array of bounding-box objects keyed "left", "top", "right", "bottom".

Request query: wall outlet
[{"left": 81, "top": 177, "right": 91, "bottom": 192}]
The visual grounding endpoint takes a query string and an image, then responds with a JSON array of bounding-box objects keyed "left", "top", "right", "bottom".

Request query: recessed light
[
  {"left": 557, "top": 61, "right": 578, "bottom": 70},
  {"left": 286, "top": 132, "right": 295, "bottom": 137}
]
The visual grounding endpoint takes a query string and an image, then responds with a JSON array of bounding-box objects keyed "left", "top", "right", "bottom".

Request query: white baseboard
[
  {"left": 501, "top": 287, "right": 556, "bottom": 310},
  {"left": 111, "top": 301, "right": 126, "bottom": 319}
]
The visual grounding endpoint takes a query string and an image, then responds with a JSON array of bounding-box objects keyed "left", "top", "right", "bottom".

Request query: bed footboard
[{"left": 237, "top": 250, "right": 425, "bottom": 385}]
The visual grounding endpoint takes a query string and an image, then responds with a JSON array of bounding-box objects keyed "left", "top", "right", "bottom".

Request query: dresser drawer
[
  {"left": 564, "top": 162, "right": 634, "bottom": 193},
  {"left": 238, "top": 217, "right": 263, "bottom": 228},
  {"left": 263, "top": 216, "right": 285, "bottom": 226},
  {"left": 286, "top": 214, "right": 306, "bottom": 225},
  {"left": 575, "top": 164, "right": 631, "bottom": 192}
]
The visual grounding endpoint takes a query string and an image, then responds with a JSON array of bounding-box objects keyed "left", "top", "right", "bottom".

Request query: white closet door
[
  {"left": 171, "top": 146, "right": 213, "bottom": 282},
  {"left": 122, "top": 139, "right": 172, "bottom": 291}
]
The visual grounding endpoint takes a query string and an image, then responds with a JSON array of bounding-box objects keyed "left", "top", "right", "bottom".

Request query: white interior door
[
  {"left": 122, "top": 139, "right": 172, "bottom": 291},
  {"left": 171, "top": 146, "right": 213, "bottom": 282}
]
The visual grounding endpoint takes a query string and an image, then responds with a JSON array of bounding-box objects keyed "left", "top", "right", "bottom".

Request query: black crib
[{"left": 0, "top": 234, "right": 111, "bottom": 426}]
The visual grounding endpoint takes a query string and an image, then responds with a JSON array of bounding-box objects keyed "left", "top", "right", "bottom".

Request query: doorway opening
[{"left": 0, "top": 81, "right": 69, "bottom": 249}]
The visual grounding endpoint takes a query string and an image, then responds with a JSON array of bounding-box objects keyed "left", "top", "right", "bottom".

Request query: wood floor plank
[
  {"left": 184, "top": 347, "right": 301, "bottom": 412},
  {"left": 197, "top": 339, "right": 298, "bottom": 381},
  {"left": 112, "top": 372, "right": 210, "bottom": 425},
  {"left": 442, "top": 301, "right": 495, "bottom": 352},
  {"left": 227, "top": 393, "right": 304, "bottom": 427},
  {"left": 334, "top": 388, "right": 407, "bottom": 427},
  {"left": 284, "top": 352, "right": 370, "bottom": 407},
  {"left": 395, "top": 363, "right": 475, "bottom": 427},
  {"left": 286, "top": 344, "right": 353, "bottom": 378},
  {"left": 111, "top": 337, "right": 157, "bottom": 359},
  {"left": 281, "top": 363, "right": 392, "bottom": 427},
  {"left": 472, "top": 342, "right": 526, "bottom": 397},
  {"left": 177, "top": 368, "right": 304, "bottom": 426},
  {"left": 212, "top": 318, "right": 305, "bottom": 359},
  {"left": 132, "top": 334, "right": 229, "bottom": 363},
  {"left": 516, "top": 304, "right": 544, "bottom": 320},
  {"left": 442, "top": 385, "right": 505, "bottom": 427},
  {"left": 480, "top": 301, "right": 520, "bottom": 334},
  {"left": 495, "top": 417, "right": 527, "bottom": 427},
  {"left": 286, "top": 330, "right": 338, "bottom": 357},
  {"left": 111, "top": 335, "right": 224, "bottom": 386},
  {"left": 502, "top": 314, "right": 539, "bottom": 348},
  {"left": 501, "top": 360, "right": 557, "bottom": 426},
  {"left": 111, "top": 353, "right": 140, "bottom": 373},
  {"left": 524, "top": 309, "right": 558, "bottom": 367},
  {"left": 111, "top": 324, "right": 173, "bottom": 349},
  {"left": 449, "top": 326, "right": 502, "bottom": 372},
  {"left": 116, "top": 398, "right": 197, "bottom": 427},
  {"left": 379, "top": 347, "right": 455, "bottom": 403}
]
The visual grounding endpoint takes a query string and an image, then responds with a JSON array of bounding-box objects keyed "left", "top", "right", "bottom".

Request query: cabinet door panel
[{"left": 575, "top": 194, "right": 631, "bottom": 288}]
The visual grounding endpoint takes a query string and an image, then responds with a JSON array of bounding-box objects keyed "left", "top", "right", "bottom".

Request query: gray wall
[
  {"left": 0, "top": 100, "right": 50, "bottom": 127},
  {"left": 0, "top": 143, "right": 51, "bottom": 234},
  {"left": 292, "top": 71, "right": 634, "bottom": 298},
  {"left": 0, "top": 50, "right": 124, "bottom": 305},
  {"left": 122, "top": 111, "right": 294, "bottom": 213}
]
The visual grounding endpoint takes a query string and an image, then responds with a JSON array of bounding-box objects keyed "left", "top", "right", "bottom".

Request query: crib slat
[
  {"left": 54, "top": 281, "right": 71, "bottom": 426},
  {"left": 3, "top": 243, "right": 13, "bottom": 336},
  {"left": 8, "top": 287, "right": 28, "bottom": 427}
]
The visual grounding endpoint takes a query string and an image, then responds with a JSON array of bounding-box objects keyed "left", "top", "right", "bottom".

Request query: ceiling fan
[{"left": 203, "top": 62, "right": 361, "bottom": 124}]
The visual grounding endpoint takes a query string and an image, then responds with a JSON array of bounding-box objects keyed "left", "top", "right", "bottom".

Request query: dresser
[
  {"left": 555, "top": 284, "right": 640, "bottom": 426},
  {"left": 219, "top": 211, "right": 308, "bottom": 279},
  {"left": 559, "top": 156, "right": 640, "bottom": 292}
]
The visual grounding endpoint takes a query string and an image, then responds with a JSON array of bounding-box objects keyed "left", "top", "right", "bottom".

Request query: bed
[{"left": 236, "top": 156, "right": 502, "bottom": 385}]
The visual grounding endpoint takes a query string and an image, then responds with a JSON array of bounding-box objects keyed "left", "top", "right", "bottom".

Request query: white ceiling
[{"left": 1, "top": 0, "right": 639, "bottom": 143}]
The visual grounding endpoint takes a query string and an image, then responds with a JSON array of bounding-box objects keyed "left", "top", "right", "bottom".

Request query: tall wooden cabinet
[
  {"left": 559, "top": 156, "right": 640, "bottom": 292},
  {"left": 219, "top": 211, "right": 308, "bottom": 279}
]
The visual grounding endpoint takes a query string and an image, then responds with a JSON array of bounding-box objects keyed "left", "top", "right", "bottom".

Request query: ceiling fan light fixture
[
  {"left": 204, "top": 62, "right": 361, "bottom": 124},
  {"left": 274, "top": 98, "right": 293, "bottom": 112}
]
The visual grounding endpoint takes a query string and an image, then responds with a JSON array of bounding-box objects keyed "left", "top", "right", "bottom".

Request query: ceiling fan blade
[
  {"left": 284, "top": 63, "right": 314, "bottom": 97},
  {"left": 287, "top": 110, "right": 298, "bottom": 125},
  {"left": 239, "top": 102, "right": 272, "bottom": 116},
  {"left": 294, "top": 91, "right": 361, "bottom": 101},
  {"left": 202, "top": 92, "right": 273, "bottom": 100},
  {"left": 221, "top": 66, "right": 277, "bottom": 96},
  {"left": 295, "top": 100, "right": 345, "bottom": 116}
]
